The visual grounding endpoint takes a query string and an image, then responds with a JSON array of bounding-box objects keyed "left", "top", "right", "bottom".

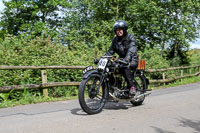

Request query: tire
[
  {"left": 130, "top": 72, "right": 147, "bottom": 106},
  {"left": 78, "top": 73, "right": 107, "bottom": 115}
]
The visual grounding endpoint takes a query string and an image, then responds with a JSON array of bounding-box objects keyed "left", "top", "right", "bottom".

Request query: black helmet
[{"left": 113, "top": 20, "right": 128, "bottom": 34}]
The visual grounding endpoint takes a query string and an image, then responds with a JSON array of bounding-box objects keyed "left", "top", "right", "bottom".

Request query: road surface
[{"left": 0, "top": 82, "right": 200, "bottom": 133}]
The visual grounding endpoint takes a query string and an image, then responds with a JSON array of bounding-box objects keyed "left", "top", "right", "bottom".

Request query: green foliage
[
  {"left": 139, "top": 48, "right": 170, "bottom": 79},
  {"left": 1, "top": 33, "right": 94, "bottom": 79},
  {"left": 62, "top": 19, "right": 114, "bottom": 57},
  {"left": 60, "top": 0, "right": 200, "bottom": 66},
  {"left": 0, "top": 33, "right": 89, "bottom": 107},
  {"left": 170, "top": 56, "right": 182, "bottom": 67},
  {"left": 188, "top": 49, "right": 200, "bottom": 65},
  {"left": 1, "top": 0, "right": 199, "bottom": 65},
  {"left": 0, "top": 34, "right": 96, "bottom": 103},
  {"left": 0, "top": 89, "right": 15, "bottom": 107},
  {"left": 0, "top": 0, "right": 70, "bottom": 37},
  {"left": 0, "top": 89, "right": 14, "bottom": 101},
  {"left": 128, "top": 0, "right": 199, "bottom": 64},
  {"left": 139, "top": 48, "right": 169, "bottom": 69},
  {"left": 49, "top": 86, "right": 78, "bottom": 97}
]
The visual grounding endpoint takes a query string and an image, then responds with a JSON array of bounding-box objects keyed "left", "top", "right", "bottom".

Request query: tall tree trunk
[{"left": 116, "top": 0, "right": 119, "bottom": 20}]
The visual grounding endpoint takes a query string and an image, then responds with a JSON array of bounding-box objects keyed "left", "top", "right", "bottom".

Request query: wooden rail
[
  {"left": 0, "top": 66, "right": 85, "bottom": 70},
  {"left": 149, "top": 71, "right": 200, "bottom": 83},
  {"left": 0, "top": 65, "right": 200, "bottom": 94},
  {"left": 0, "top": 82, "right": 81, "bottom": 93},
  {"left": 146, "top": 65, "right": 200, "bottom": 72}
]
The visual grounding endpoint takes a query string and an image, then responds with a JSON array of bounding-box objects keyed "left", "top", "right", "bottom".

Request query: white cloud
[
  {"left": 0, "top": 0, "right": 5, "bottom": 18},
  {"left": 190, "top": 38, "right": 200, "bottom": 49},
  {"left": 0, "top": 0, "right": 5, "bottom": 12}
]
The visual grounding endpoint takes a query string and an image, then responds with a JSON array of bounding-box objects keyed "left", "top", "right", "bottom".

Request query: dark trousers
[{"left": 119, "top": 67, "right": 134, "bottom": 88}]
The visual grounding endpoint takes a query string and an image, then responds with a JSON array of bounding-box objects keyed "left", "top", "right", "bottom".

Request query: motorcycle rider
[{"left": 105, "top": 20, "right": 138, "bottom": 95}]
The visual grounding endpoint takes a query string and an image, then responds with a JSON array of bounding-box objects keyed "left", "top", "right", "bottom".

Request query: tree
[
  {"left": 0, "top": 0, "right": 70, "bottom": 38},
  {"left": 1, "top": 0, "right": 199, "bottom": 66},
  {"left": 62, "top": 0, "right": 199, "bottom": 65},
  {"left": 61, "top": 0, "right": 132, "bottom": 49}
]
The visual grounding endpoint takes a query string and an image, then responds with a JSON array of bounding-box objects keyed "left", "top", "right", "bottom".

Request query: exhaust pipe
[
  {"left": 109, "top": 91, "right": 151, "bottom": 102},
  {"left": 130, "top": 91, "right": 151, "bottom": 101}
]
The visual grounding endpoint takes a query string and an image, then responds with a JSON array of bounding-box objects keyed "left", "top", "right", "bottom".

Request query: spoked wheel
[
  {"left": 130, "top": 72, "right": 147, "bottom": 106},
  {"left": 78, "top": 73, "right": 107, "bottom": 115}
]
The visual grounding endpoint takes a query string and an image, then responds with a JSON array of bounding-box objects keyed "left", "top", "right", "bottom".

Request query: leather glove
[{"left": 119, "top": 63, "right": 127, "bottom": 68}]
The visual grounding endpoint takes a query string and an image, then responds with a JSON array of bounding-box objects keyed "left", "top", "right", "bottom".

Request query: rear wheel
[
  {"left": 78, "top": 73, "right": 107, "bottom": 115},
  {"left": 130, "top": 72, "right": 147, "bottom": 106}
]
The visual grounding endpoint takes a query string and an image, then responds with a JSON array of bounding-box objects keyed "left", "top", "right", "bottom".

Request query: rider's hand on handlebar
[
  {"left": 119, "top": 63, "right": 129, "bottom": 68},
  {"left": 113, "top": 58, "right": 129, "bottom": 68},
  {"left": 94, "top": 58, "right": 99, "bottom": 64}
]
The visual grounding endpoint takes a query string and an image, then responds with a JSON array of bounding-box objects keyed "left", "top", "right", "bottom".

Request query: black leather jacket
[{"left": 106, "top": 33, "right": 138, "bottom": 68}]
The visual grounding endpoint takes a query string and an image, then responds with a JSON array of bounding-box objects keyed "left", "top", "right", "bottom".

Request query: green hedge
[{"left": 0, "top": 34, "right": 173, "bottom": 102}]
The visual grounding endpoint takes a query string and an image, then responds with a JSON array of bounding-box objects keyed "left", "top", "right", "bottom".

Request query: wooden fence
[
  {"left": 146, "top": 65, "right": 200, "bottom": 84},
  {"left": 0, "top": 65, "right": 200, "bottom": 96}
]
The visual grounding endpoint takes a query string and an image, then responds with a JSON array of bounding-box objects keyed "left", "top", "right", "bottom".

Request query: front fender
[{"left": 82, "top": 70, "right": 101, "bottom": 79}]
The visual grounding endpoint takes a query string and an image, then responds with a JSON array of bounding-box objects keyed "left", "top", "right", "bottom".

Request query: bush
[
  {"left": 170, "top": 56, "right": 182, "bottom": 67},
  {"left": 139, "top": 48, "right": 170, "bottom": 79},
  {"left": 0, "top": 34, "right": 97, "bottom": 101}
]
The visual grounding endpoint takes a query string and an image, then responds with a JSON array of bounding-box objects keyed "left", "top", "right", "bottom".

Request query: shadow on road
[
  {"left": 179, "top": 118, "right": 200, "bottom": 132},
  {"left": 151, "top": 118, "right": 200, "bottom": 133},
  {"left": 151, "top": 127, "right": 175, "bottom": 133},
  {"left": 0, "top": 108, "right": 69, "bottom": 118},
  {"left": 70, "top": 101, "right": 139, "bottom": 115},
  {"left": 104, "top": 101, "right": 134, "bottom": 110},
  {"left": 70, "top": 108, "right": 88, "bottom": 116}
]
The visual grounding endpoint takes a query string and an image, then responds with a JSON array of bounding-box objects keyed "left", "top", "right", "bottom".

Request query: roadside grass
[
  {"left": 0, "top": 76, "right": 200, "bottom": 108},
  {"left": 0, "top": 87, "right": 78, "bottom": 108},
  {"left": 0, "top": 94, "right": 78, "bottom": 108}
]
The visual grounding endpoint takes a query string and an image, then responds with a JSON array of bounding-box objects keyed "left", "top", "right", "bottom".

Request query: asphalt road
[{"left": 0, "top": 82, "right": 200, "bottom": 133}]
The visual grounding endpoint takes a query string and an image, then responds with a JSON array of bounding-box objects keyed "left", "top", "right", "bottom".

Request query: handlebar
[
  {"left": 94, "top": 56, "right": 129, "bottom": 67},
  {"left": 94, "top": 56, "right": 115, "bottom": 65},
  {"left": 117, "top": 59, "right": 129, "bottom": 65},
  {"left": 101, "top": 56, "right": 113, "bottom": 58}
]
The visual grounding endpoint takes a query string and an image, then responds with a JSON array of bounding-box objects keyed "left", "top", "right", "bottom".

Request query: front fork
[
  {"left": 98, "top": 73, "right": 111, "bottom": 100},
  {"left": 97, "top": 74, "right": 105, "bottom": 93}
]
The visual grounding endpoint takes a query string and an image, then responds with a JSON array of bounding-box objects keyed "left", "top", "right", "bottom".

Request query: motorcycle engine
[{"left": 110, "top": 74, "right": 129, "bottom": 99}]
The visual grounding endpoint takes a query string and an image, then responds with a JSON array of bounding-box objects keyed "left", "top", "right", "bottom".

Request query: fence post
[
  {"left": 162, "top": 72, "right": 166, "bottom": 86},
  {"left": 41, "top": 70, "right": 48, "bottom": 97},
  {"left": 181, "top": 69, "right": 183, "bottom": 82},
  {"left": 199, "top": 66, "right": 200, "bottom": 76}
]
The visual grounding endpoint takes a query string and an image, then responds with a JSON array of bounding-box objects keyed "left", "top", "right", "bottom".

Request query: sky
[
  {"left": 0, "top": 0, "right": 5, "bottom": 14},
  {"left": 190, "top": 38, "right": 200, "bottom": 49},
  {"left": 0, "top": 0, "right": 199, "bottom": 49}
]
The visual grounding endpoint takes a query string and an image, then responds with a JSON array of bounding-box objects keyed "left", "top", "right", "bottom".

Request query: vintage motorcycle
[{"left": 78, "top": 56, "right": 151, "bottom": 115}]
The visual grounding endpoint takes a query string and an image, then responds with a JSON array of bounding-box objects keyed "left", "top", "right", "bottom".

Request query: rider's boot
[{"left": 129, "top": 86, "right": 136, "bottom": 95}]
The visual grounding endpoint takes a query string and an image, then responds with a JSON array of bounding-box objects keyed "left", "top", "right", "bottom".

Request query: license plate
[{"left": 83, "top": 66, "right": 94, "bottom": 74}]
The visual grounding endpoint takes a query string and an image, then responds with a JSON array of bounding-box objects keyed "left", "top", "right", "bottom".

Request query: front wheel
[
  {"left": 78, "top": 73, "right": 107, "bottom": 115},
  {"left": 130, "top": 72, "right": 147, "bottom": 106}
]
